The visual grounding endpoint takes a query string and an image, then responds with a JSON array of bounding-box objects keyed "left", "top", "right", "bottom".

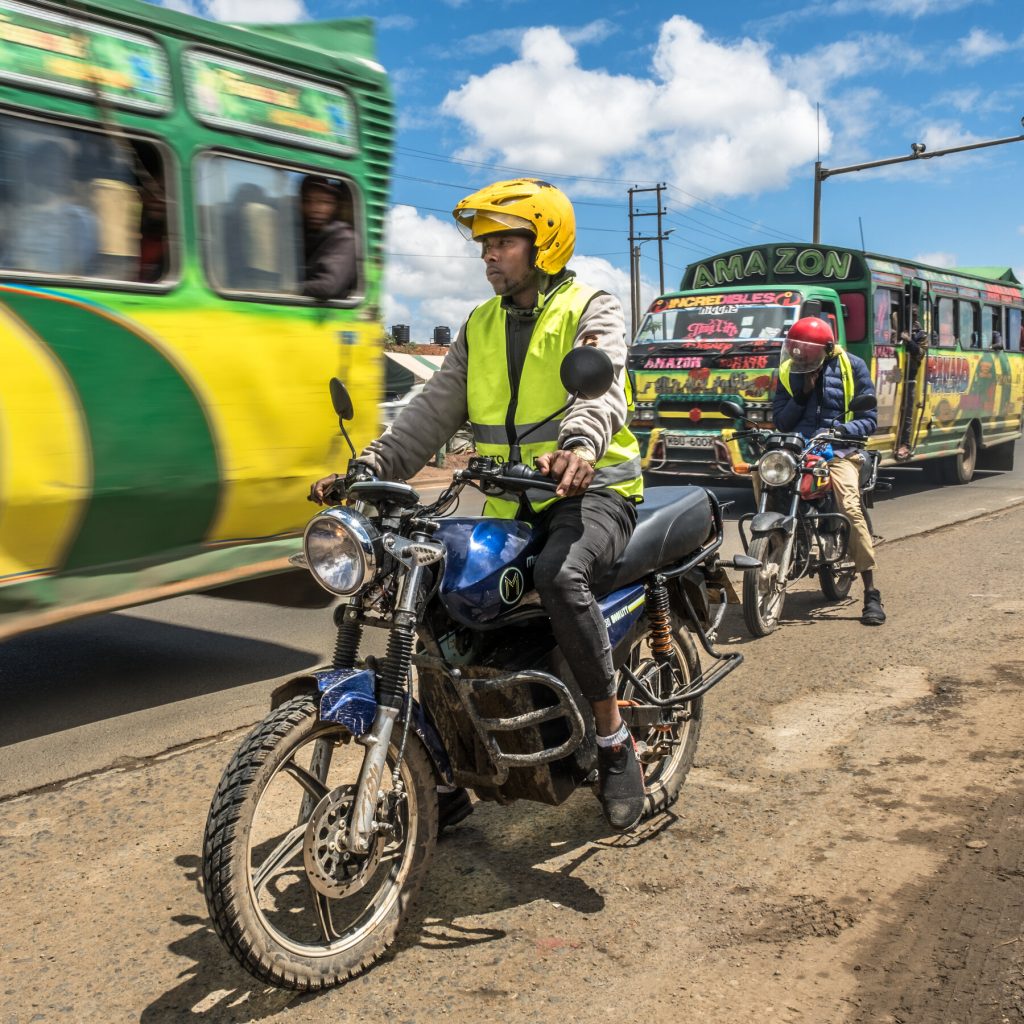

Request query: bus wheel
[{"left": 946, "top": 427, "right": 978, "bottom": 485}]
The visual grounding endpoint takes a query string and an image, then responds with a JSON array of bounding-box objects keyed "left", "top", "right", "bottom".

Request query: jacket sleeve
[
  {"left": 302, "top": 222, "right": 357, "bottom": 301},
  {"left": 841, "top": 354, "right": 878, "bottom": 439},
  {"left": 357, "top": 326, "right": 470, "bottom": 481},
  {"left": 557, "top": 291, "right": 630, "bottom": 459}
]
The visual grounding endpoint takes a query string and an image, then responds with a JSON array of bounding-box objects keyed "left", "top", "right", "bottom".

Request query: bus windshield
[{"left": 636, "top": 291, "right": 803, "bottom": 345}]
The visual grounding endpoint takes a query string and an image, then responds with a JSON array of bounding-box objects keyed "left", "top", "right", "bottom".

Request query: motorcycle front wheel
[
  {"left": 203, "top": 695, "right": 437, "bottom": 991},
  {"left": 619, "top": 610, "right": 703, "bottom": 818},
  {"left": 743, "top": 532, "right": 789, "bottom": 637}
]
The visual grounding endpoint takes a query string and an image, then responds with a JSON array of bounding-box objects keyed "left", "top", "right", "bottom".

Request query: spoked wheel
[
  {"left": 618, "top": 610, "right": 702, "bottom": 818},
  {"left": 203, "top": 695, "right": 437, "bottom": 991},
  {"left": 742, "top": 532, "right": 789, "bottom": 637}
]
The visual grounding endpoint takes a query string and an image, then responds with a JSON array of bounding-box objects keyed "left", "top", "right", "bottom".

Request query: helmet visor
[
  {"left": 780, "top": 336, "right": 827, "bottom": 373},
  {"left": 454, "top": 209, "right": 534, "bottom": 241}
]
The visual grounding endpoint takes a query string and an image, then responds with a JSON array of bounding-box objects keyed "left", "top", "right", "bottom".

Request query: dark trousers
[{"left": 525, "top": 489, "right": 637, "bottom": 703}]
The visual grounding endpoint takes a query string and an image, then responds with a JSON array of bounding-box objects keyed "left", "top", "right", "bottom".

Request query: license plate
[{"left": 665, "top": 435, "right": 716, "bottom": 449}]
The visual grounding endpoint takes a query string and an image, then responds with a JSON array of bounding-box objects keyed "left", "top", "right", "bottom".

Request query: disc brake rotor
[{"left": 303, "top": 786, "right": 382, "bottom": 899}]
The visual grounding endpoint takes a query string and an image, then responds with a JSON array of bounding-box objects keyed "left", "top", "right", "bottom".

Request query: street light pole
[{"left": 812, "top": 119, "right": 1024, "bottom": 243}]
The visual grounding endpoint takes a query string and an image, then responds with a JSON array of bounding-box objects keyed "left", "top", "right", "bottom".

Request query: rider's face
[{"left": 480, "top": 234, "right": 535, "bottom": 299}]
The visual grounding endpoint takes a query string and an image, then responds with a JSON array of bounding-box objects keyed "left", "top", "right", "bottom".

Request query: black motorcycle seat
[{"left": 597, "top": 486, "right": 713, "bottom": 594}]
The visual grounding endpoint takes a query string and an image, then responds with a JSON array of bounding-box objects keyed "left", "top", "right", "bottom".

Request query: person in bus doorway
[
  {"left": 310, "top": 178, "right": 648, "bottom": 831},
  {"left": 300, "top": 174, "right": 356, "bottom": 300},
  {"left": 895, "top": 303, "right": 927, "bottom": 461},
  {"left": 772, "top": 316, "right": 886, "bottom": 626}
]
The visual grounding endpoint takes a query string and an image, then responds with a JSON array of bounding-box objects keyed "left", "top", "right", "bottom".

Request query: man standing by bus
[
  {"left": 772, "top": 317, "right": 886, "bottom": 626},
  {"left": 310, "top": 179, "right": 648, "bottom": 830}
]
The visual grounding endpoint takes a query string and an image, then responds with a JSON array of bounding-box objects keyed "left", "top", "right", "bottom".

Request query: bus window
[
  {"left": 1008, "top": 308, "right": 1022, "bottom": 352},
  {"left": 936, "top": 297, "right": 956, "bottom": 348},
  {"left": 196, "top": 153, "right": 360, "bottom": 302},
  {"left": 958, "top": 299, "right": 979, "bottom": 349},
  {"left": 873, "top": 288, "right": 895, "bottom": 344},
  {"left": 0, "top": 113, "right": 173, "bottom": 285},
  {"left": 982, "top": 305, "right": 1001, "bottom": 349}
]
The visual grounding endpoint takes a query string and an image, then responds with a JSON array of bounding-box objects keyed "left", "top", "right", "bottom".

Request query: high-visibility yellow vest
[
  {"left": 778, "top": 348, "right": 855, "bottom": 422},
  {"left": 466, "top": 278, "right": 644, "bottom": 518}
]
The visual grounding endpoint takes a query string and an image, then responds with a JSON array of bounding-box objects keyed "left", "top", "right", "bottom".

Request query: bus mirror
[
  {"left": 840, "top": 304, "right": 849, "bottom": 319},
  {"left": 802, "top": 299, "right": 823, "bottom": 317}
]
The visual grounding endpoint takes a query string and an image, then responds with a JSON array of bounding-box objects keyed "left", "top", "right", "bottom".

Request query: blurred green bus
[{"left": 0, "top": 0, "right": 393, "bottom": 638}]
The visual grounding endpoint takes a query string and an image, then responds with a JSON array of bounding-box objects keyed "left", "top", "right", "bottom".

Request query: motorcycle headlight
[
  {"left": 303, "top": 507, "right": 379, "bottom": 595},
  {"left": 758, "top": 450, "right": 797, "bottom": 487}
]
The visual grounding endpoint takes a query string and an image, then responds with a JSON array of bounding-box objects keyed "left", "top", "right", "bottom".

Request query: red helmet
[{"left": 781, "top": 316, "right": 835, "bottom": 373}]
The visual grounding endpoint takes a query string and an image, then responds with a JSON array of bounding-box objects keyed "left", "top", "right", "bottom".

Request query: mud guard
[
  {"left": 750, "top": 511, "right": 795, "bottom": 536},
  {"left": 269, "top": 669, "right": 453, "bottom": 785}
]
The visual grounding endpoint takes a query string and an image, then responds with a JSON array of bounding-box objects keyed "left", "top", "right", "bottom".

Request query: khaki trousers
[{"left": 752, "top": 453, "right": 876, "bottom": 573}]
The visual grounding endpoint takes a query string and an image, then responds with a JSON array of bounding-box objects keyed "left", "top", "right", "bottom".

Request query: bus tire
[{"left": 947, "top": 426, "right": 978, "bottom": 485}]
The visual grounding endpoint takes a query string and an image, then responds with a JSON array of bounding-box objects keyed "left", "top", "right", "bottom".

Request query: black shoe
[
  {"left": 596, "top": 736, "right": 646, "bottom": 831},
  {"left": 862, "top": 588, "right": 886, "bottom": 626},
  {"left": 437, "top": 787, "right": 473, "bottom": 832}
]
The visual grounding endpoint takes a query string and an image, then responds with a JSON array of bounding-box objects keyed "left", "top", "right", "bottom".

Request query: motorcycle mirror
[
  {"left": 849, "top": 394, "right": 877, "bottom": 413},
  {"left": 719, "top": 400, "right": 745, "bottom": 419},
  {"left": 329, "top": 377, "right": 354, "bottom": 421},
  {"left": 328, "top": 377, "right": 356, "bottom": 458},
  {"left": 560, "top": 346, "right": 614, "bottom": 400}
]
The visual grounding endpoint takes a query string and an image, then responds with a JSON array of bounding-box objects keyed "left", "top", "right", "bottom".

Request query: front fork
[{"left": 346, "top": 561, "right": 426, "bottom": 855}]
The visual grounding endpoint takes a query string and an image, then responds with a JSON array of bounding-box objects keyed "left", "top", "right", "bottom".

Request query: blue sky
[{"left": 155, "top": 0, "right": 1024, "bottom": 339}]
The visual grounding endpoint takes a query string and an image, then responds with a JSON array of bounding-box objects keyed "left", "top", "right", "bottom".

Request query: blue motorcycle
[{"left": 202, "top": 349, "right": 744, "bottom": 990}]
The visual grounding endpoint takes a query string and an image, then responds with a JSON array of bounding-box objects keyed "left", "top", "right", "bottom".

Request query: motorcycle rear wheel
[
  {"left": 743, "top": 532, "right": 789, "bottom": 637},
  {"left": 619, "top": 611, "right": 702, "bottom": 819},
  {"left": 203, "top": 695, "right": 437, "bottom": 991},
  {"left": 819, "top": 563, "right": 855, "bottom": 601}
]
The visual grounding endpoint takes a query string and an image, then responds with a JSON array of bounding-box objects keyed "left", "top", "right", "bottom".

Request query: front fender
[
  {"left": 750, "top": 511, "right": 795, "bottom": 536},
  {"left": 300, "top": 667, "right": 454, "bottom": 785}
]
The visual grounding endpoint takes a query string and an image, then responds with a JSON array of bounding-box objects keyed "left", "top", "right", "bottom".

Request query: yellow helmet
[{"left": 452, "top": 178, "right": 575, "bottom": 275}]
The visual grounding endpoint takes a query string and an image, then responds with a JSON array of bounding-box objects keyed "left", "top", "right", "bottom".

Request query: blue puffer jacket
[{"left": 772, "top": 350, "right": 877, "bottom": 440}]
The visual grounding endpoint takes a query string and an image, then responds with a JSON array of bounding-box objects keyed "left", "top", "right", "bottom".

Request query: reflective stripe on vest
[
  {"left": 778, "top": 349, "right": 855, "bottom": 423},
  {"left": 466, "top": 278, "right": 643, "bottom": 517}
]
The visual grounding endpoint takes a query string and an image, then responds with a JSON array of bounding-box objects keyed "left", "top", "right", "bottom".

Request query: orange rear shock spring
[{"left": 647, "top": 576, "right": 674, "bottom": 658}]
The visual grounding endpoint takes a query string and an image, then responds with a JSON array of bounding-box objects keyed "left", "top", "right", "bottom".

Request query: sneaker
[
  {"left": 596, "top": 735, "right": 646, "bottom": 831},
  {"left": 861, "top": 588, "right": 886, "bottom": 626},
  {"left": 437, "top": 787, "right": 473, "bottom": 832}
]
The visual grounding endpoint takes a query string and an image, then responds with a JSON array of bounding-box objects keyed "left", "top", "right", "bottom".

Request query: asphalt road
[{"left": 1, "top": 455, "right": 1022, "bottom": 799}]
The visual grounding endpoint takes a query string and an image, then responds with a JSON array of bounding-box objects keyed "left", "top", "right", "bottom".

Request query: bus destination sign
[
  {"left": 0, "top": 0, "right": 171, "bottom": 113},
  {"left": 687, "top": 247, "right": 864, "bottom": 290},
  {"left": 184, "top": 51, "right": 357, "bottom": 156}
]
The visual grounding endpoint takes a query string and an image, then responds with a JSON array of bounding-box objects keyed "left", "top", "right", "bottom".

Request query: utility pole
[
  {"left": 627, "top": 183, "right": 670, "bottom": 337},
  {"left": 812, "top": 118, "right": 1024, "bottom": 243}
]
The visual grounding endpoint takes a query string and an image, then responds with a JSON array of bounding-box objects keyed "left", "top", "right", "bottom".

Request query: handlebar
[{"left": 458, "top": 456, "right": 558, "bottom": 493}]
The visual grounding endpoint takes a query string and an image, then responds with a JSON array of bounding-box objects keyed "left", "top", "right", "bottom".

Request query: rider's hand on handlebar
[
  {"left": 535, "top": 448, "right": 596, "bottom": 497},
  {"left": 309, "top": 473, "right": 344, "bottom": 505}
]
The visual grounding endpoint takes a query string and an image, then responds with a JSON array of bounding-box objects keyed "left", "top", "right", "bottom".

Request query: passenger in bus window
[
  {"left": 895, "top": 303, "right": 927, "bottom": 461},
  {"left": 136, "top": 148, "right": 168, "bottom": 283},
  {"left": 299, "top": 174, "right": 356, "bottom": 300},
  {"left": 5, "top": 141, "right": 97, "bottom": 276}
]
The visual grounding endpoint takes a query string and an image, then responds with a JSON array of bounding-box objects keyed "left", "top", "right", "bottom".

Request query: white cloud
[
  {"left": 955, "top": 27, "right": 1020, "bottom": 63},
  {"left": 381, "top": 206, "right": 656, "bottom": 342},
  {"left": 914, "top": 251, "right": 957, "bottom": 267},
  {"left": 443, "top": 17, "right": 826, "bottom": 200},
  {"left": 377, "top": 14, "right": 415, "bottom": 31},
  {"left": 781, "top": 34, "right": 924, "bottom": 91},
  {"left": 1018, "top": 225, "right": 1024, "bottom": 236},
  {"left": 153, "top": 0, "right": 307, "bottom": 21}
]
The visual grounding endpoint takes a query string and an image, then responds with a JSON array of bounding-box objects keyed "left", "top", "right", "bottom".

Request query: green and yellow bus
[
  {"left": 630, "top": 243, "right": 1023, "bottom": 483},
  {"left": 0, "top": 0, "right": 393, "bottom": 638}
]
